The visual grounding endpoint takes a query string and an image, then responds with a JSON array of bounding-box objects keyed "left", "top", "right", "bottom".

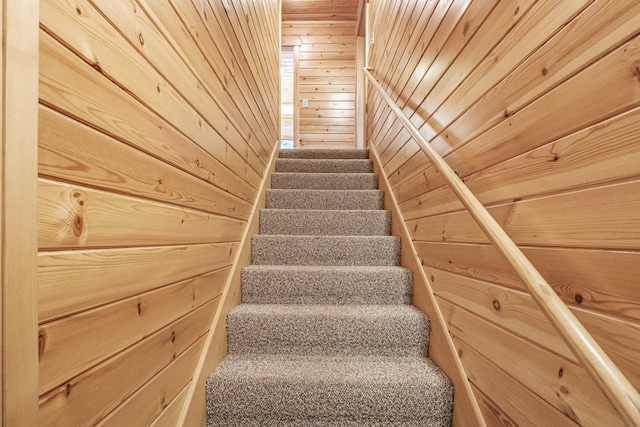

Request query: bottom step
[{"left": 206, "top": 354, "right": 454, "bottom": 426}]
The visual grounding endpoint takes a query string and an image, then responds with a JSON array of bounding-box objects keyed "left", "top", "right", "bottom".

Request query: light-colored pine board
[
  {"left": 438, "top": 299, "right": 623, "bottom": 426},
  {"left": 95, "top": 341, "right": 200, "bottom": 427},
  {"left": 2, "top": 1, "right": 39, "bottom": 425},
  {"left": 149, "top": 383, "right": 190, "bottom": 427},
  {"left": 38, "top": 302, "right": 214, "bottom": 427},
  {"left": 38, "top": 243, "right": 237, "bottom": 322},
  {"left": 372, "top": 146, "right": 485, "bottom": 427},
  {"left": 468, "top": 357, "right": 581, "bottom": 427},
  {"left": 417, "top": 241, "right": 640, "bottom": 322},
  {"left": 99, "top": 0, "right": 275, "bottom": 159},
  {"left": 283, "top": 22, "right": 356, "bottom": 36},
  {"left": 41, "top": 0, "right": 267, "bottom": 176},
  {"left": 300, "top": 108, "right": 356, "bottom": 118},
  {"left": 105, "top": 0, "right": 273, "bottom": 160},
  {"left": 39, "top": 31, "right": 262, "bottom": 189},
  {"left": 400, "top": 105, "right": 640, "bottom": 218},
  {"left": 408, "top": 179, "right": 640, "bottom": 250},
  {"left": 431, "top": 268, "right": 576, "bottom": 362},
  {"left": 39, "top": 106, "right": 257, "bottom": 204},
  {"left": 299, "top": 133, "right": 355, "bottom": 143},
  {"left": 39, "top": 269, "right": 228, "bottom": 394},
  {"left": 367, "top": 1, "right": 640, "bottom": 425},
  {"left": 179, "top": 141, "right": 279, "bottom": 426},
  {"left": 38, "top": 179, "right": 247, "bottom": 249},
  {"left": 300, "top": 84, "right": 355, "bottom": 93}
]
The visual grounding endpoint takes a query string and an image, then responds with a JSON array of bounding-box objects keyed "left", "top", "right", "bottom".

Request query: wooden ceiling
[{"left": 282, "top": 0, "right": 362, "bottom": 22}]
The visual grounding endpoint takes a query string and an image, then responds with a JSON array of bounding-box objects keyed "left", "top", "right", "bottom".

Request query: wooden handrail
[{"left": 363, "top": 67, "right": 640, "bottom": 427}]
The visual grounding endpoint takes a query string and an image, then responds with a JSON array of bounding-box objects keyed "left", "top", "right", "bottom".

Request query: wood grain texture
[
  {"left": 179, "top": 140, "right": 279, "bottom": 427},
  {"left": 286, "top": 20, "right": 357, "bottom": 149},
  {"left": 38, "top": 302, "right": 214, "bottom": 427},
  {"left": 2, "top": 1, "right": 39, "bottom": 425},
  {"left": 371, "top": 146, "right": 486, "bottom": 427},
  {"left": 38, "top": 179, "right": 247, "bottom": 249},
  {"left": 367, "top": 0, "right": 640, "bottom": 424},
  {"left": 439, "top": 299, "right": 623, "bottom": 426},
  {"left": 39, "top": 269, "right": 228, "bottom": 394},
  {"left": 37, "top": 1, "right": 279, "bottom": 424}
]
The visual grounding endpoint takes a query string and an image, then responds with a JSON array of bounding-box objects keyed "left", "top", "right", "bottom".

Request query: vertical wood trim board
[
  {"left": 2, "top": 1, "right": 39, "bottom": 425},
  {"left": 367, "top": 0, "right": 640, "bottom": 425},
  {"left": 37, "top": 0, "right": 280, "bottom": 424},
  {"left": 356, "top": 36, "right": 366, "bottom": 149},
  {"left": 294, "top": 45, "right": 301, "bottom": 148}
]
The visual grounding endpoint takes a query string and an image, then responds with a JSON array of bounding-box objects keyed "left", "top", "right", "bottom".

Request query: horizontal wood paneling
[
  {"left": 367, "top": 0, "right": 640, "bottom": 425},
  {"left": 39, "top": 303, "right": 214, "bottom": 426},
  {"left": 284, "top": 20, "right": 356, "bottom": 149},
  {"left": 39, "top": 268, "right": 228, "bottom": 394},
  {"left": 282, "top": 0, "right": 360, "bottom": 22},
  {"left": 38, "top": 0, "right": 279, "bottom": 423}
]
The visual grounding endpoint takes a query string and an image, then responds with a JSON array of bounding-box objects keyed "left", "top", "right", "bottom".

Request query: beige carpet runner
[{"left": 206, "top": 149, "right": 454, "bottom": 426}]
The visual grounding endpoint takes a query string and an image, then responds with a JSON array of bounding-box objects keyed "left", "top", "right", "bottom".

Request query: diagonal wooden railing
[{"left": 364, "top": 67, "right": 640, "bottom": 427}]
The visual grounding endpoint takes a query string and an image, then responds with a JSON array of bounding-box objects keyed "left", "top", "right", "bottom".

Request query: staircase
[{"left": 206, "top": 149, "right": 454, "bottom": 426}]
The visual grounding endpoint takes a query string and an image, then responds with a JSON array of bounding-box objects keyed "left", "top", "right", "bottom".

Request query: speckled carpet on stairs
[{"left": 206, "top": 148, "right": 454, "bottom": 426}]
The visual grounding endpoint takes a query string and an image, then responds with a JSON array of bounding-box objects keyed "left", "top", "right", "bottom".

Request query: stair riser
[
  {"left": 266, "top": 189, "right": 384, "bottom": 210},
  {"left": 259, "top": 210, "right": 391, "bottom": 236},
  {"left": 275, "top": 159, "right": 373, "bottom": 173},
  {"left": 271, "top": 173, "right": 378, "bottom": 190},
  {"left": 251, "top": 235, "right": 401, "bottom": 266},
  {"left": 207, "top": 355, "right": 454, "bottom": 426},
  {"left": 227, "top": 307, "right": 429, "bottom": 356},
  {"left": 241, "top": 267, "right": 412, "bottom": 305}
]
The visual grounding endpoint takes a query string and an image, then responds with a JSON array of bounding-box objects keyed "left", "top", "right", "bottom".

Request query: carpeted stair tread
[
  {"left": 241, "top": 265, "right": 413, "bottom": 305},
  {"left": 271, "top": 172, "right": 378, "bottom": 190},
  {"left": 252, "top": 235, "right": 400, "bottom": 266},
  {"left": 260, "top": 209, "right": 391, "bottom": 236},
  {"left": 275, "top": 158, "right": 373, "bottom": 173},
  {"left": 206, "top": 354, "right": 454, "bottom": 426},
  {"left": 227, "top": 304, "right": 429, "bottom": 356},
  {"left": 206, "top": 146, "right": 455, "bottom": 426},
  {"left": 266, "top": 189, "right": 383, "bottom": 210},
  {"left": 278, "top": 148, "right": 369, "bottom": 159}
]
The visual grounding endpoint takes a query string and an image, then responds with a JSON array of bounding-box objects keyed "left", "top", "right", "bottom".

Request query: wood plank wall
[
  {"left": 37, "top": 0, "right": 280, "bottom": 424},
  {"left": 367, "top": 0, "right": 640, "bottom": 425},
  {"left": 283, "top": 21, "right": 357, "bottom": 149}
]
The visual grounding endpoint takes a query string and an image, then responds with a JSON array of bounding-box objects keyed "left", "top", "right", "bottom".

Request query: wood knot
[
  {"left": 171, "top": 331, "right": 176, "bottom": 343},
  {"left": 632, "top": 61, "right": 640, "bottom": 81},
  {"left": 558, "top": 367, "right": 564, "bottom": 378},
  {"left": 574, "top": 293, "right": 584, "bottom": 304},
  {"left": 492, "top": 299, "right": 501, "bottom": 311},
  {"left": 66, "top": 383, "right": 72, "bottom": 396},
  {"left": 542, "top": 67, "right": 548, "bottom": 76},
  {"left": 138, "top": 32, "right": 145, "bottom": 46},
  {"left": 137, "top": 302, "right": 142, "bottom": 315},
  {"left": 39, "top": 332, "right": 46, "bottom": 359},
  {"left": 73, "top": 215, "right": 84, "bottom": 238}
]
